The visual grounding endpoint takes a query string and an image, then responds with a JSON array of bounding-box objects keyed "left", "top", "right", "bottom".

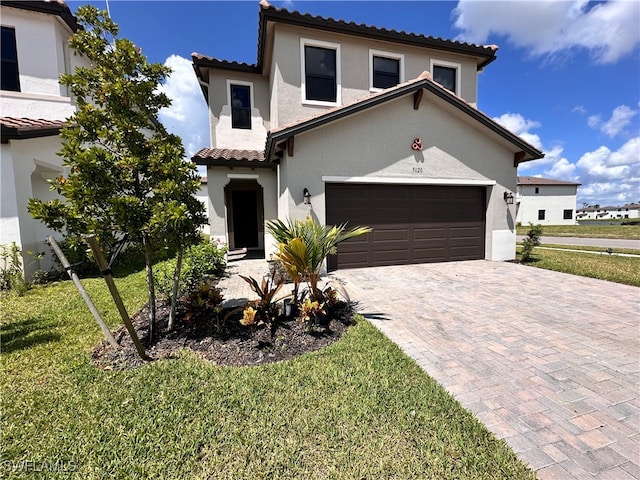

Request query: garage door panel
[
  {"left": 413, "top": 227, "right": 446, "bottom": 240},
  {"left": 373, "top": 249, "right": 410, "bottom": 264},
  {"left": 414, "top": 248, "right": 447, "bottom": 262},
  {"left": 326, "top": 183, "right": 485, "bottom": 269},
  {"left": 374, "top": 228, "right": 409, "bottom": 242}
]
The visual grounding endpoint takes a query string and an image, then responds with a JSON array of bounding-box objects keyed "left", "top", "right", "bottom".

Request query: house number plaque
[{"left": 412, "top": 167, "right": 423, "bottom": 174}]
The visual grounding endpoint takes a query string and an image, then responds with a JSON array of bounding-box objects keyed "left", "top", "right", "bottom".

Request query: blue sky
[{"left": 66, "top": 0, "right": 640, "bottom": 207}]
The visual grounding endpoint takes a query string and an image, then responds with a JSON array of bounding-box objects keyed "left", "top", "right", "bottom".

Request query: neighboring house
[
  {"left": 191, "top": 1, "right": 543, "bottom": 270},
  {"left": 0, "top": 0, "right": 85, "bottom": 277},
  {"left": 516, "top": 176, "right": 580, "bottom": 226},
  {"left": 576, "top": 204, "right": 640, "bottom": 221}
]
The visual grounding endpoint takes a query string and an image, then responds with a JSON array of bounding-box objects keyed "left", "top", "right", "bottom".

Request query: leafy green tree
[{"left": 28, "top": 6, "right": 206, "bottom": 343}]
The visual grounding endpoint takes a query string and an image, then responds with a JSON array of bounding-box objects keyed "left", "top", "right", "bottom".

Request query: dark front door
[
  {"left": 231, "top": 189, "right": 259, "bottom": 248},
  {"left": 326, "top": 183, "right": 486, "bottom": 270}
]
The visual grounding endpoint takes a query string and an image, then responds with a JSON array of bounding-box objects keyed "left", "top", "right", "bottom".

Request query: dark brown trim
[
  {"left": 514, "top": 151, "right": 526, "bottom": 167},
  {"left": 413, "top": 89, "right": 423, "bottom": 110},
  {"left": 265, "top": 78, "right": 544, "bottom": 163},
  {"left": 2, "top": 1, "right": 79, "bottom": 32},
  {"left": 1, "top": 124, "right": 62, "bottom": 143}
]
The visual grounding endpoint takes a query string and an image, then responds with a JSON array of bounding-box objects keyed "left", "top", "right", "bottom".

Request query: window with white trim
[
  {"left": 226, "top": 80, "right": 253, "bottom": 130},
  {"left": 430, "top": 59, "right": 460, "bottom": 95},
  {"left": 301, "top": 38, "right": 341, "bottom": 105},
  {"left": 369, "top": 50, "right": 404, "bottom": 90}
]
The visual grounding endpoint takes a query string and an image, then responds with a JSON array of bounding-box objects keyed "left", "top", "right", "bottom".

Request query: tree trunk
[
  {"left": 143, "top": 235, "right": 157, "bottom": 345},
  {"left": 85, "top": 235, "right": 148, "bottom": 361},
  {"left": 167, "top": 246, "right": 184, "bottom": 331}
]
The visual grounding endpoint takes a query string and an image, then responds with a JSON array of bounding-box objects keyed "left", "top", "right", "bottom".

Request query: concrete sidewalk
[
  {"left": 516, "top": 236, "right": 640, "bottom": 250},
  {"left": 334, "top": 261, "right": 640, "bottom": 479}
]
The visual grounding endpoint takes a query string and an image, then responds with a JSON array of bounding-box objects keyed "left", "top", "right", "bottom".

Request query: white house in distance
[
  {"left": 516, "top": 176, "right": 580, "bottom": 226},
  {"left": 0, "top": 0, "right": 86, "bottom": 276},
  {"left": 576, "top": 204, "right": 640, "bottom": 221},
  {"left": 191, "top": 1, "right": 543, "bottom": 270}
]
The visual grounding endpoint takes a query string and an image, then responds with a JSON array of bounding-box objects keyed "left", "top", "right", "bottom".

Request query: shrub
[
  {"left": 0, "top": 243, "right": 46, "bottom": 295},
  {"left": 182, "top": 281, "right": 224, "bottom": 328},
  {"left": 521, "top": 223, "right": 542, "bottom": 262},
  {"left": 155, "top": 238, "right": 227, "bottom": 301}
]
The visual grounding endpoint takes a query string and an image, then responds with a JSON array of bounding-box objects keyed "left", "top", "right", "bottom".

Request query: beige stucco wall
[
  {"left": 207, "top": 70, "right": 270, "bottom": 150},
  {"left": 277, "top": 92, "right": 519, "bottom": 261},
  {"left": 205, "top": 165, "right": 278, "bottom": 253},
  {"left": 269, "top": 23, "right": 480, "bottom": 129}
]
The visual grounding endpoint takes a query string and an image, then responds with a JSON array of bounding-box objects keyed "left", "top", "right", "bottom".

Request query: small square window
[
  {"left": 1, "top": 26, "right": 20, "bottom": 92},
  {"left": 433, "top": 65, "right": 456, "bottom": 94},
  {"left": 538, "top": 210, "right": 546, "bottom": 220},
  {"left": 563, "top": 209, "right": 573, "bottom": 220},
  {"left": 373, "top": 56, "right": 399, "bottom": 89},
  {"left": 230, "top": 84, "right": 251, "bottom": 129}
]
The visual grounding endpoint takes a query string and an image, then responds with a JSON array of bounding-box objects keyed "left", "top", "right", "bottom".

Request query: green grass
[
  {"left": 0, "top": 269, "right": 533, "bottom": 479},
  {"left": 516, "top": 224, "right": 640, "bottom": 239},
  {"left": 517, "top": 247, "right": 640, "bottom": 286}
]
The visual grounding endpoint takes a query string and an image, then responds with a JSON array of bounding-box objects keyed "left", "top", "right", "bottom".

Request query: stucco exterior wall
[
  {"left": 205, "top": 166, "right": 278, "bottom": 251},
  {"left": 516, "top": 185, "right": 578, "bottom": 225},
  {"left": 1, "top": 137, "right": 66, "bottom": 276},
  {"left": 277, "top": 93, "right": 519, "bottom": 261},
  {"left": 269, "top": 23, "right": 479, "bottom": 129},
  {"left": 207, "top": 70, "right": 270, "bottom": 150}
]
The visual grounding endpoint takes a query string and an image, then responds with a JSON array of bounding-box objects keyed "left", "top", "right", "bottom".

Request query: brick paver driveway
[{"left": 333, "top": 260, "right": 639, "bottom": 479}]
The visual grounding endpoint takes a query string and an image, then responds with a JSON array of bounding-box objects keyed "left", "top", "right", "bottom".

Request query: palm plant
[{"left": 267, "top": 217, "right": 371, "bottom": 302}]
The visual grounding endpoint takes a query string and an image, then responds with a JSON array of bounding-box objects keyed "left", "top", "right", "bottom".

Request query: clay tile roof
[
  {"left": 1, "top": 117, "right": 65, "bottom": 142},
  {"left": 266, "top": 72, "right": 544, "bottom": 162},
  {"left": 1, "top": 1, "right": 79, "bottom": 32},
  {"left": 257, "top": 3, "right": 498, "bottom": 71},
  {"left": 192, "top": 147, "right": 267, "bottom": 167},
  {"left": 517, "top": 176, "right": 581, "bottom": 186}
]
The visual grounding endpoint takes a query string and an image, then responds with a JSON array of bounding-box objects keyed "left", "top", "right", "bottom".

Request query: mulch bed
[{"left": 92, "top": 301, "right": 354, "bottom": 371}]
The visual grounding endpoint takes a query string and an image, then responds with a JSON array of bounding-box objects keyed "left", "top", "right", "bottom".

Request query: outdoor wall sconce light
[
  {"left": 411, "top": 138, "right": 423, "bottom": 151},
  {"left": 504, "top": 191, "right": 515, "bottom": 204},
  {"left": 303, "top": 188, "right": 311, "bottom": 205}
]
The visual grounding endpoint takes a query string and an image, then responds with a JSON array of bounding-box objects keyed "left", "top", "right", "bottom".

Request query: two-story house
[
  {"left": 192, "top": 1, "right": 543, "bottom": 269},
  {"left": 1, "top": 0, "right": 85, "bottom": 276},
  {"left": 516, "top": 176, "right": 581, "bottom": 226}
]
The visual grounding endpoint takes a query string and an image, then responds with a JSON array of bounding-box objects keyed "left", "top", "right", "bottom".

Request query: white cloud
[
  {"left": 158, "top": 55, "right": 209, "bottom": 161},
  {"left": 601, "top": 105, "right": 638, "bottom": 138},
  {"left": 587, "top": 105, "right": 637, "bottom": 137},
  {"left": 492, "top": 112, "right": 542, "bottom": 149},
  {"left": 454, "top": 0, "right": 640, "bottom": 64},
  {"left": 545, "top": 157, "right": 576, "bottom": 178},
  {"left": 575, "top": 136, "right": 640, "bottom": 204}
]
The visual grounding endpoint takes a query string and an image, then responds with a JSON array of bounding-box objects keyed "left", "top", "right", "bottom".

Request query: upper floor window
[
  {"left": 535, "top": 187, "right": 540, "bottom": 194},
  {"left": 430, "top": 59, "right": 460, "bottom": 95},
  {"left": 301, "top": 38, "right": 341, "bottom": 106},
  {"left": 1, "top": 26, "right": 20, "bottom": 92},
  {"left": 370, "top": 50, "right": 404, "bottom": 91},
  {"left": 538, "top": 209, "right": 546, "bottom": 221},
  {"left": 230, "top": 83, "right": 251, "bottom": 129}
]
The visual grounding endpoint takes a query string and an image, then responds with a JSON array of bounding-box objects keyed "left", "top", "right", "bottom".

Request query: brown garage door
[{"left": 326, "top": 183, "right": 485, "bottom": 270}]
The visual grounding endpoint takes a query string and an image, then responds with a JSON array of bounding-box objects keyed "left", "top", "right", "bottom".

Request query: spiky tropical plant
[{"left": 267, "top": 217, "right": 371, "bottom": 302}]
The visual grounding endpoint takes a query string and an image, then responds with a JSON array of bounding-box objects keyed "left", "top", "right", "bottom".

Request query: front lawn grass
[
  {"left": 517, "top": 247, "right": 640, "bottom": 287},
  {"left": 516, "top": 224, "right": 640, "bottom": 239},
  {"left": 537, "top": 243, "right": 640, "bottom": 256},
  {"left": 1, "top": 269, "right": 534, "bottom": 479}
]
